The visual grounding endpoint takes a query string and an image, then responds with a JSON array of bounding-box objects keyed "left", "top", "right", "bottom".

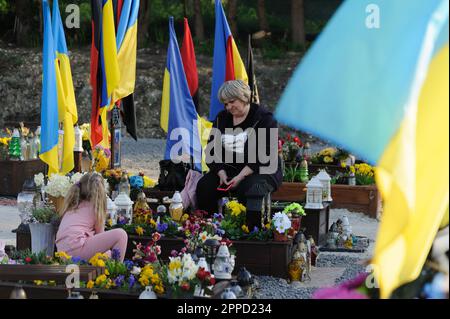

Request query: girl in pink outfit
[{"left": 56, "top": 173, "right": 128, "bottom": 262}]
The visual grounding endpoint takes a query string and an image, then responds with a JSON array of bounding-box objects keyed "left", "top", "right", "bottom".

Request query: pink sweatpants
[{"left": 70, "top": 229, "right": 128, "bottom": 262}]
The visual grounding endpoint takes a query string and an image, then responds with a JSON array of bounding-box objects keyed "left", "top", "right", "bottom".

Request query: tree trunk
[
  {"left": 193, "top": 0, "right": 204, "bottom": 41},
  {"left": 256, "top": 0, "right": 269, "bottom": 31},
  {"left": 138, "top": 0, "right": 152, "bottom": 48},
  {"left": 291, "top": 0, "right": 305, "bottom": 47},
  {"left": 14, "top": 0, "right": 34, "bottom": 46},
  {"left": 228, "top": 0, "right": 238, "bottom": 37}
]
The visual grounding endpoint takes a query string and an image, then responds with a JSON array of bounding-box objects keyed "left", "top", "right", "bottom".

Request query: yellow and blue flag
[
  {"left": 90, "top": 0, "right": 120, "bottom": 148},
  {"left": 161, "top": 17, "right": 204, "bottom": 172},
  {"left": 40, "top": 0, "right": 59, "bottom": 175},
  {"left": 52, "top": 0, "right": 78, "bottom": 175},
  {"left": 209, "top": 0, "right": 248, "bottom": 121},
  {"left": 275, "top": 0, "right": 449, "bottom": 298}
]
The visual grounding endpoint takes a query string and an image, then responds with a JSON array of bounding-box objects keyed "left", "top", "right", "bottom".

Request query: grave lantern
[
  {"left": 114, "top": 192, "right": 133, "bottom": 224},
  {"left": 316, "top": 169, "right": 333, "bottom": 202},
  {"left": 106, "top": 196, "right": 117, "bottom": 225},
  {"left": 305, "top": 177, "right": 324, "bottom": 209}
]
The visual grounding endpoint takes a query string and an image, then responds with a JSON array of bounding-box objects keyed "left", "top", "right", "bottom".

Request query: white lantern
[
  {"left": 114, "top": 192, "right": 133, "bottom": 224},
  {"left": 106, "top": 196, "right": 117, "bottom": 225},
  {"left": 74, "top": 125, "right": 83, "bottom": 152},
  {"left": 305, "top": 177, "right": 324, "bottom": 209},
  {"left": 316, "top": 169, "right": 332, "bottom": 202}
]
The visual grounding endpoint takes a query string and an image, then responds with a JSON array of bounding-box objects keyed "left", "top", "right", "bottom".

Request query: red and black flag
[
  {"left": 180, "top": 17, "right": 200, "bottom": 112},
  {"left": 247, "top": 34, "right": 260, "bottom": 105}
]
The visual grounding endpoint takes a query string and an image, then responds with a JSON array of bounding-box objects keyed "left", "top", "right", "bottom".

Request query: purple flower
[
  {"left": 118, "top": 216, "right": 127, "bottom": 225},
  {"left": 213, "top": 213, "right": 224, "bottom": 220},
  {"left": 216, "top": 228, "right": 225, "bottom": 236},
  {"left": 251, "top": 226, "right": 259, "bottom": 233},
  {"left": 71, "top": 256, "right": 83, "bottom": 264},
  {"left": 129, "top": 275, "right": 136, "bottom": 288},
  {"left": 112, "top": 249, "right": 121, "bottom": 261},
  {"left": 157, "top": 222, "right": 168, "bottom": 233},
  {"left": 170, "top": 250, "right": 178, "bottom": 257},
  {"left": 114, "top": 275, "right": 125, "bottom": 287},
  {"left": 124, "top": 260, "right": 134, "bottom": 270}
]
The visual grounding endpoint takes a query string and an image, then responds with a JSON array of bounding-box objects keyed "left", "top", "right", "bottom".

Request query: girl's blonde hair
[{"left": 61, "top": 173, "right": 107, "bottom": 228}]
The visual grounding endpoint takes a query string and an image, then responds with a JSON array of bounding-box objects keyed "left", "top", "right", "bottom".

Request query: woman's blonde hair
[
  {"left": 218, "top": 80, "right": 251, "bottom": 104},
  {"left": 61, "top": 173, "right": 107, "bottom": 228}
]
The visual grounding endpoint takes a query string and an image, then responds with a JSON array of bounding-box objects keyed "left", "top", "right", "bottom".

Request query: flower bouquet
[
  {"left": 283, "top": 202, "right": 306, "bottom": 234},
  {"left": 280, "top": 134, "right": 303, "bottom": 162}
]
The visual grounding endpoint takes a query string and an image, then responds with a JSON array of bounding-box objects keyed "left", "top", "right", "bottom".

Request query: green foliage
[
  {"left": 106, "top": 259, "right": 128, "bottom": 278},
  {"left": 283, "top": 166, "right": 303, "bottom": 183},
  {"left": 31, "top": 206, "right": 59, "bottom": 224},
  {"left": 283, "top": 202, "right": 306, "bottom": 216},
  {"left": 0, "top": 0, "right": 9, "bottom": 14}
]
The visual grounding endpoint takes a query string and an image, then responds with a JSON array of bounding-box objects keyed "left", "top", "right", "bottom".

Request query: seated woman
[
  {"left": 56, "top": 173, "right": 128, "bottom": 262},
  {"left": 196, "top": 80, "right": 282, "bottom": 215}
]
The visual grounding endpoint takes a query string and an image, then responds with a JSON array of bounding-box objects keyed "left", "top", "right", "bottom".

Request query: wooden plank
[{"left": 0, "top": 265, "right": 104, "bottom": 283}]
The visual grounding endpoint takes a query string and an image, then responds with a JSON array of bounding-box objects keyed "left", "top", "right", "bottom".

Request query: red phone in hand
[{"left": 217, "top": 182, "right": 234, "bottom": 191}]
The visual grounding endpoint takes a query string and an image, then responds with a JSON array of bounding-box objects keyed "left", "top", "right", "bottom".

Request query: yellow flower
[
  {"left": 48, "top": 280, "right": 56, "bottom": 286},
  {"left": 149, "top": 219, "right": 157, "bottom": 227},
  {"left": 323, "top": 156, "right": 334, "bottom": 163},
  {"left": 349, "top": 166, "right": 356, "bottom": 174},
  {"left": 95, "top": 274, "right": 107, "bottom": 285},
  {"left": 139, "top": 276, "right": 150, "bottom": 287},
  {"left": 141, "top": 265, "right": 154, "bottom": 278},
  {"left": 265, "top": 223, "right": 271, "bottom": 230},
  {"left": 96, "top": 259, "right": 106, "bottom": 268},
  {"left": 241, "top": 225, "right": 249, "bottom": 233},
  {"left": 34, "top": 280, "right": 43, "bottom": 286},
  {"left": 340, "top": 161, "right": 347, "bottom": 168},
  {"left": 169, "top": 259, "right": 182, "bottom": 272},
  {"left": 104, "top": 269, "right": 110, "bottom": 276},
  {"left": 181, "top": 214, "right": 189, "bottom": 222},
  {"left": 55, "top": 251, "right": 71, "bottom": 260},
  {"left": 150, "top": 274, "right": 160, "bottom": 285},
  {"left": 135, "top": 226, "right": 144, "bottom": 236},
  {"left": 107, "top": 219, "right": 113, "bottom": 227},
  {"left": 86, "top": 280, "right": 94, "bottom": 289},
  {"left": 154, "top": 285, "right": 165, "bottom": 294}
]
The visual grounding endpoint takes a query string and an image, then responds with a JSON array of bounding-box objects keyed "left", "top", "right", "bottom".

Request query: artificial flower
[
  {"left": 135, "top": 226, "right": 144, "bottom": 236},
  {"left": 86, "top": 280, "right": 94, "bottom": 289},
  {"left": 241, "top": 225, "right": 249, "bottom": 233}
]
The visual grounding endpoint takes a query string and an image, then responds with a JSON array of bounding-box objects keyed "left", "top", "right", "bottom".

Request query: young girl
[{"left": 56, "top": 173, "right": 128, "bottom": 262}]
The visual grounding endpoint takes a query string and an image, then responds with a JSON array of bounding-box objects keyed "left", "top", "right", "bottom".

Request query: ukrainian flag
[
  {"left": 209, "top": 0, "right": 248, "bottom": 121},
  {"left": 162, "top": 17, "right": 205, "bottom": 172},
  {"left": 112, "top": 0, "right": 139, "bottom": 103},
  {"left": 40, "top": 0, "right": 59, "bottom": 175},
  {"left": 275, "top": 0, "right": 448, "bottom": 298},
  {"left": 52, "top": 0, "right": 78, "bottom": 175}
]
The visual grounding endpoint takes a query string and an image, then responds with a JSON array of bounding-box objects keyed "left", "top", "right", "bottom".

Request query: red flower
[
  {"left": 181, "top": 282, "right": 190, "bottom": 291},
  {"left": 25, "top": 257, "right": 32, "bottom": 263},
  {"left": 209, "top": 276, "right": 216, "bottom": 285},
  {"left": 286, "top": 134, "right": 291, "bottom": 141},
  {"left": 293, "top": 137, "right": 302, "bottom": 146},
  {"left": 139, "top": 172, "right": 145, "bottom": 177},
  {"left": 197, "top": 268, "right": 207, "bottom": 281}
]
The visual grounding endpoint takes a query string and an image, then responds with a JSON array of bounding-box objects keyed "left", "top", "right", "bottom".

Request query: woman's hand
[
  {"left": 228, "top": 174, "right": 245, "bottom": 189},
  {"left": 217, "top": 170, "right": 229, "bottom": 185}
]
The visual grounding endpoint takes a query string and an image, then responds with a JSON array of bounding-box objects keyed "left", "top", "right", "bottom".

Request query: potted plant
[
  {"left": 271, "top": 212, "right": 292, "bottom": 242},
  {"left": 283, "top": 202, "right": 306, "bottom": 234},
  {"left": 28, "top": 205, "right": 59, "bottom": 256}
]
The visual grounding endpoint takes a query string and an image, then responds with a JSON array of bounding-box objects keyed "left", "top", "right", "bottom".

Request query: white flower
[
  {"left": 34, "top": 173, "right": 45, "bottom": 187},
  {"left": 70, "top": 172, "right": 85, "bottom": 185},
  {"left": 45, "top": 174, "right": 71, "bottom": 197},
  {"left": 130, "top": 266, "right": 141, "bottom": 276},
  {"left": 272, "top": 212, "right": 291, "bottom": 234}
]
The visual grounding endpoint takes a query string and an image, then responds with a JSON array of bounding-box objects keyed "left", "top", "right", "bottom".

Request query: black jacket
[{"left": 206, "top": 103, "right": 283, "bottom": 189}]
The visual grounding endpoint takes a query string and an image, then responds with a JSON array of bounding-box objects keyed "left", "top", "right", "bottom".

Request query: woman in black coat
[{"left": 196, "top": 80, "right": 282, "bottom": 214}]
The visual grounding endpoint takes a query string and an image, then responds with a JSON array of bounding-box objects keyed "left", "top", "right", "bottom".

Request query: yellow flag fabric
[
  {"left": 231, "top": 39, "right": 248, "bottom": 84},
  {"left": 160, "top": 68, "right": 171, "bottom": 132},
  {"left": 373, "top": 45, "right": 449, "bottom": 298},
  {"left": 103, "top": 0, "right": 120, "bottom": 99}
]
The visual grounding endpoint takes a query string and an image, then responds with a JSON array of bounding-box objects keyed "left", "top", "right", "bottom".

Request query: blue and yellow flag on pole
[
  {"left": 52, "top": 0, "right": 78, "bottom": 175},
  {"left": 40, "top": 0, "right": 59, "bottom": 175},
  {"left": 209, "top": 0, "right": 248, "bottom": 121},
  {"left": 161, "top": 17, "right": 205, "bottom": 172},
  {"left": 275, "top": 0, "right": 449, "bottom": 298}
]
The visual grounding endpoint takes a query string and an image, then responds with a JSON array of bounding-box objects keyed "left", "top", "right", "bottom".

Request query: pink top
[{"left": 56, "top": 201, "right": 104, "bottom": 253}]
